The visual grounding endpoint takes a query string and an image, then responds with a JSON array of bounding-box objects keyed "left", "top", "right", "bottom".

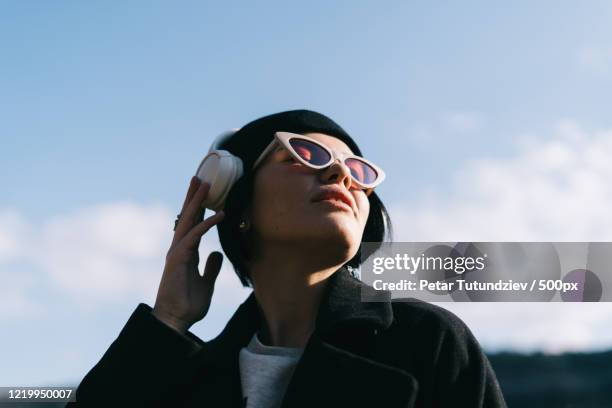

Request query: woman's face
[{"left": 248, "top": 133, "right": 370, "bottom": 264}]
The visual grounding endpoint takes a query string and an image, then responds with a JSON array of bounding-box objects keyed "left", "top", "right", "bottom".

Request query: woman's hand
[{"left": 152, "top": 176, "right": 225, "bottom": 334}]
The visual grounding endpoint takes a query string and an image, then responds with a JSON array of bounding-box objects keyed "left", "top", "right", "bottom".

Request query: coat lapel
[
  {"left": 280, "top": 331, "right": 418, "bottom": 408},
  {"left": 185, "top": 266, "right": 419, "bottom": 408}
]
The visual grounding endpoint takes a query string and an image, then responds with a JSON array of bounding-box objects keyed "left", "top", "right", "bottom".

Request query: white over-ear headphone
[{"left": 195, "top": 128, "right": 243, "bottom": 212}]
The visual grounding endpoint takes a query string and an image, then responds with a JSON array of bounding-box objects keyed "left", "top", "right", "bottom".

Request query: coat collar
[
  {"left": 314, "top": 265, "right": 393, "bottom": 335},
  {"left": 199, "top": 265, "right": 393, "bottom": 361},
  {"left": 184, "top": 266, "right": 418, "bottom": 408}
]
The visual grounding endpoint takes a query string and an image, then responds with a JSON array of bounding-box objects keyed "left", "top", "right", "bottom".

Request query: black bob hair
[{"left": 215, "top": 109, "right": 393, "bottom": 287}]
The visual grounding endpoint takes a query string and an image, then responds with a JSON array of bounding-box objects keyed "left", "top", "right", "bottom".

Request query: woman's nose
[{"left": 321, "top": 159, "right": 353, "bottom": 189}]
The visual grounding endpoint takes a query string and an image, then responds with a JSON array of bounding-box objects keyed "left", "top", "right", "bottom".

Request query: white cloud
[
  {"left": 0, "top": 201, "right": 247, "bottom": 315},
  {"left": 0, "top": 211, "right": 42, "bottom": 318},
  {"left": 388, "top": 119, "right": 612, "bottom": 352},
  {"left": 36, "top": 201, "right": 172, "bottom": 302},
  {"left": 0, "top": 210, "right": 30, "bottom": 262},
  {"left": 0, "top": 270, "right": 43, "bottom": 319},
  {"left": 392, "top": 119, "right": 612, "bottom": 241}
]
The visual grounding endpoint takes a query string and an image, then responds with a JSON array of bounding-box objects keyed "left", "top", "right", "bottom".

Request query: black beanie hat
[{"left": 219, "top": 109, "right": 363, "bottom": 174}]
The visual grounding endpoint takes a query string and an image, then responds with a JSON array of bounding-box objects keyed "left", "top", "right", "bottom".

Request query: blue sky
[{"left": 2, "top": 1, "right": 612, "bottom": 386}]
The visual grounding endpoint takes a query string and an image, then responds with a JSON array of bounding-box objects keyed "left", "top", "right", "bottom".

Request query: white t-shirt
[{"left": 238, "top": 332, "right": 305, "bottom": 408}]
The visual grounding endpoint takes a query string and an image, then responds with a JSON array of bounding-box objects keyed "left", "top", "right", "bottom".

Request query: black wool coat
[{"left": 67, "top": 267, "right": 507, "bottom": 408}]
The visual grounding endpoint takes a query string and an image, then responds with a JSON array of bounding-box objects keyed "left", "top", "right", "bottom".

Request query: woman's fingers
[
  {"left": 172, "top": 177, "right": 201, "bottom": 242},
  {"left": 202, "top": 251, "right": 223, "bottom": 286},
  {"left": 174, "top": 181, "right": 211, "bottom": 242},
  {"left": 180, "top": 176, "right": 200, "bottom": 214},
  {"left": 181, "top": 211, "right": 225, "bottom": 251}
]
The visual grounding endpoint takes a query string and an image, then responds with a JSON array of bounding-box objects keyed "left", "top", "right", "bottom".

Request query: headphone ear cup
[{"left": 195, "top": 149, "right": 244, "bottom": 212}]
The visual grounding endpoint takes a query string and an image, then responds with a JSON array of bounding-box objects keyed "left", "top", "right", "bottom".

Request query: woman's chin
[
  {"left": 308, "top": 225, "right": 358, "bottom": 252},
  {"left": 313, "top": 207, "right": 357, "bottom": 223}
]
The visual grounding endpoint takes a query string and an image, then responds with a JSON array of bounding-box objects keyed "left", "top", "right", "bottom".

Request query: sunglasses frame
[{"left": 252, "top": 131, "right": 386, "bottom": 193}]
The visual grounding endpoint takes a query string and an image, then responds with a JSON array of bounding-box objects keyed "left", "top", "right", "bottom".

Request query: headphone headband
[{"left": 208, "top": 128, "right": 241, "bottom": 153}]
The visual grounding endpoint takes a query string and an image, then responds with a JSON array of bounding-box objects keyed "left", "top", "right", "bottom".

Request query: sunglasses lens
[
  {"left": 287, "top": 136, "right": 380, "bottom": 187},
  {"left": 345, "top": 158, "right": 379, "bottom": 185},
  {"left": 288, "top": 138, "right": 331, "bottom": 166}
]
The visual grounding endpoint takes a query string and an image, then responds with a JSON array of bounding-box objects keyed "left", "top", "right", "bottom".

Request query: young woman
[{"left": 68, "top": 110, "right": 507, "bottom": 407}]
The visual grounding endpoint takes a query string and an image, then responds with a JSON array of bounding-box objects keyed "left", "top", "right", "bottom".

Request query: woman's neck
[{"left": 250, "top": 255, "right": 340, "bottom": 348}]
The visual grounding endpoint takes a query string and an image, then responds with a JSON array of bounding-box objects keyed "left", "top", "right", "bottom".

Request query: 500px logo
[{"left": 372, "top": 253, "right": 487, "bottom": 275}]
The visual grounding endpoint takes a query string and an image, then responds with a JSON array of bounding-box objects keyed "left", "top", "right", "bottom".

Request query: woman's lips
[{"left": 315, "top": 198, "right": 353, "bottom": 213}]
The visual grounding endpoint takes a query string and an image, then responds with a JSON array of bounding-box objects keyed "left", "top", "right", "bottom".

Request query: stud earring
[{"left": 239, "top": 219, "right": 250, "bottom": 231}]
